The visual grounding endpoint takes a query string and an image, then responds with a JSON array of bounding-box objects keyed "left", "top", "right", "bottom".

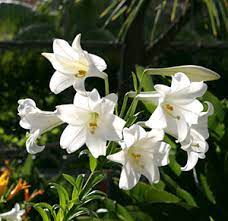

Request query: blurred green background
[{"left": 0, "top": 0, "right": 227, "bottom": 220}]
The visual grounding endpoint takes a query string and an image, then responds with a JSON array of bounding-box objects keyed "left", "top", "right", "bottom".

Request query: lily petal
[
  {"left": 50, "top": 71, "right": 75, "bottom": 94},
  {"left": 181, "top": 151, "right": 199, "bottom": 171},
  {"left": 26, "top": 130, "right": 45, "bottom": 154},
  {"left": 107, "top": 150, "right": 126, "bottom": 165},
  {"left": 100, "top": 115, "right": 125, "bottom": 141},
  {"left": 86, "top": 134, "right": 107, "bottom": 158},
  {"left": 171, "top": 72, "right": 191, "bottom": 92},
  {"left": 123, "top": 125, "right": 146, "bottom": 148},
  {"left": 152, "top": 142, "right": 170, "bottom": 166},
  {"left": 142, "top": 164, "right": 160, "bottom": 184},
  {"left": 73, "top": 78, "right": 86, "bottom": 91},
  {"left": 53, "top": 38, "right": 78, "bottom": 60},
  {"left": 42, "top": 53, "right": 73, "bottom": 75},
  {"left": 119, "top": 161, "right": 141, "bottom": 190},
  {"left": 176, "top": 117, "right": 189, "bottom": 142},
  {"left": 72, "top": 33, "right": 83, "bottom": 53},
  {"left": 56, "top": 104, "right": 89, "bottom": 126},
  {"left": 60, "top": 125, "right": 86, "bottom": 153},
  {"left": 145, "top": 105, "right": 167, "bottom": 129}
]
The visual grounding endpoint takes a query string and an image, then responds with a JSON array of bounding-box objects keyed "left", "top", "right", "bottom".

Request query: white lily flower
[
  {"left": 137, "top": 72, "right": 207, "bottom": 142},
  {"left": 18, "top": 98, "right": 62, "bottom": 154},
  {"left": 42, "top": 34, "right": 107, "bottom": 93},
  {"left": 56, "top": 89, "right": 125, "bottom": 158},
  {"left": 0, "top": 203, "right": 25, "bottom": 221},
  {"left": 107, "top": 125, "right": 170, "bottom": 190},
  {"left": 181, "top": 102, "right": 214, "bottom": 171}
]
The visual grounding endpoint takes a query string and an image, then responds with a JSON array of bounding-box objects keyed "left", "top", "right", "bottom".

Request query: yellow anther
[
  {"left": 165, "top": 104, "right": 174, "bottom": 111},
  {"left": 131, "top": 153, "right": 141, "bottom": 160},
  {"left": 164, "top": 103, "right": 180, "bottom": 120},
  {"left": 193, "top": 143, "right": 200, "bottom": 148},
  {"left": 88, "top": 112, "right": 99, "bottom": 134},
  {"left": 75, "top": 70, "right": 87, "bottom": 78}
]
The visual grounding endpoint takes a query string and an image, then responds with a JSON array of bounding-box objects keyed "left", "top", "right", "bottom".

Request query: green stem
[
  {"left": 104, "top": 77, "right": 109, "bottom": 95},
  {"left": 124, "top": 72, "right": 146, "bottom": 120},
  {"left": 119, "top": 93, "right": 129, "bottom": 118},
  {"left": 82, "top": 171, "right": 94, "bottom": 193}
]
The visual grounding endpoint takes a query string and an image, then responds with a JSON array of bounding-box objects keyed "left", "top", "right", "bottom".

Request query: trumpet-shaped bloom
[
  {"left": 56, "top": 89, "right": 125, "bottom": 158},
  {"left": 18, "top": 99, "right": 62, "bottom": 154},
  {"left": 0, "top": 204, "right": 25, "bottom": 221},
  {"left": 107, "top": 125, "right": 170, "bottom": 190},
  {"left": 181, "top": 102, "right": 214, "bottom": 171},
  {"left": 42, "top": 34, "right": 107, "bottom": 93},
  {"left": 137, "top": 72, "right": 207, "bottom": 142}
]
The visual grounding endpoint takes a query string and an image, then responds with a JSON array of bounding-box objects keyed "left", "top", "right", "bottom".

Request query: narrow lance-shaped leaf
[
  {"left": 33, "top": 206, "right": 50, "bottom": 221},
  {"left": 89, "top": 154, "right": 97, "bottom": 173},
  {"left": 144, "top": 65, "right": 220, "bottom": 81},
  {"left": 171, "top": 0, "right": 178, "bottom": 21}
]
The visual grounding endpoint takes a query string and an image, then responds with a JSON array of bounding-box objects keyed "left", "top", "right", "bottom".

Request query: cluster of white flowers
[
  {"left": 0, "top": 204, "right": 25, "bottom": 221},
  {"left": 18, "top": 34, "right": 214, "bottom": 190}
]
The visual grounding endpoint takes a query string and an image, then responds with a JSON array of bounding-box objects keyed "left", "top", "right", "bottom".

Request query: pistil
[{"left": 88, "top": 112, "right": 99, "bottom": 134}]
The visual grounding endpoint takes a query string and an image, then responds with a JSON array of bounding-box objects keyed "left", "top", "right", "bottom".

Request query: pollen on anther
[
  {"left": 165, "top": 104, "right": 174, "bottom": 111},
  {"left": 131, "top": 153, "right": 141, "bottom": 160},
  {"left": 75, "top": 70, "right": 86, "bottom": 78}
]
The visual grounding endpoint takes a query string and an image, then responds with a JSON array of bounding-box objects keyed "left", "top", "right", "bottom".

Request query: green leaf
[
  {"left": 199, "top": 174, "right": 216, "bottom": 204},
  {"left": 171, "top": 0, "right": 178, "bottom": 21},
  {"left": 89, "top": 154, "right": 97, "bottom": 173},
  {"left": 33, "top": 206, "right": 50, "bottom": 221},
  {"left": 104, "top": 198, "right": 135, "bottom": 221},
  {"left": 80, "top": 173, "right": 104, "bottom": 199},
  {"left": 100, "top": 0, "right": 119, "bottom": 18},
  {"left": 125, "top": 181, "right": 180, "bottom": 203},
  {"left": 63, "top": 174, "right": 76, "bottom": 187},
  {"left": 204, "top": 0, "right": 219, "bottom": 36},
  {"left": 20, "top": 154, "right": 33, "bottom": 177},
  {"left": 218, "top": 1, "right": 228, "bottom": 33},
  {"left": 50, "top": 183, "right": 69, "bottom": 211},
  {"left": 34, "top": 202, "right": 57, "bottom": 219},
  {"left": 136, "top": 65, "right": 154, "bottom": 91},
  {"left": 135, "top": 65, "right": 156, "bottom": 113},
  {"left": 169, "top": 153, "right": 182, "bottom": 176},
  {"left": 150, "top": 1, "right": 166, "bottom": 42},
  {"left": 75, "top": 174, "right": 85, "bottom": 193},
  {"left": 161, "top": 171, "right": 197, "bottom": 207},
  {"left": 118, "top": 0, "right": 145, "bottom": 41},
  {"left": 103, "top": 0, "right": 127, "bottom": 28},
  {"left": 144, "top": 65, "right": 220, "bottom": 81},
  {"left": 132, "top": 72, "right": 138, "bottom": 92}
]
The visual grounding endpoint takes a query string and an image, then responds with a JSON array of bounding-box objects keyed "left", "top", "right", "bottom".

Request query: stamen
[
  {"left": 88, "top": 112, "right": 99, "bottom": 134},
  {"left": 130, "top": 151, "right": 144, "bottom": 169},
  {"left": 165, "top": 104, "right": 174, "bottom": 111},
  {"left": 164, "top": 103, "right": 180, "bottom": 120},
  {"left": 192, "top": 143, "right": 200, "bottom": 148},
  {"left": 75, "top": 70, "right": 87, "bottom": 78},
  {"left": 131, "top": 153, "right": 141, "bottom": 160}
]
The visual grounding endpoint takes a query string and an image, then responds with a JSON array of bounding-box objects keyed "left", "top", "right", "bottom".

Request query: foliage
[
  {"left": 0, "top": 1, "right": 227, "bottom": 221},
  {"left": 32, "top": 172, "right": 105, "bottom": 220}
]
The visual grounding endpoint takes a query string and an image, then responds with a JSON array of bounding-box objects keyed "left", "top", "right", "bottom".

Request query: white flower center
[
  {"left": 88, "top": 112, "right": 100, "bottom": 134},
  {"left": 163, "top": 103, "right": 180, "bottom": 120}
]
